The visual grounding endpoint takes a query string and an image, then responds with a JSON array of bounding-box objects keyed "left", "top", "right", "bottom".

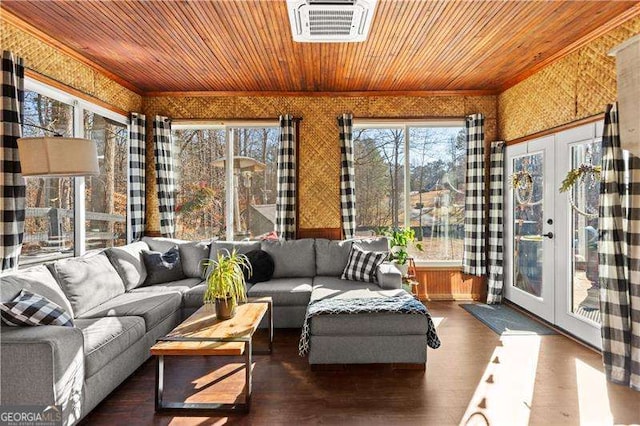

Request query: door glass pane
[
  {"left": 233, "top": 127, "right": 279, "bottom": 240},
  {"left": 570, "top": 142, "right": 601, "bottom": 323},
  {"left": 21, "top": 90, "right": 75, "bottom": 266},
  {"left": 353, "top": 128, "right": 405, "bottom": 236},
  {"left": 512, "top": 153, "right": 544, "bottom": 297},
  {"left": 171, "top": 129, "right": 227, "bottom": 240},
  {"left": 84, "top": 112, "right": 128, "bottom": 249}
]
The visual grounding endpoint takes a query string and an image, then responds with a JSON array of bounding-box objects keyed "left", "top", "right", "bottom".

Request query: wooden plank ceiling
[{"left": 2, "top": 0, "right": 639, "bottom": 93}]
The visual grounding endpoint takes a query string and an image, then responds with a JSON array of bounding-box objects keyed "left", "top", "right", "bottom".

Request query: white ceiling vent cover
[{"left": 287, "top": 0, "right": 377, "bottom": 43}]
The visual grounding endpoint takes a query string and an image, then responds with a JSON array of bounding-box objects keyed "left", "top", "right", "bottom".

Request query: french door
[
  {"left": 505, "top": 136, "right": 556, "bottom": 321},
  {"left": 505, "top": 122, "right": 603, "bottom": 349}
]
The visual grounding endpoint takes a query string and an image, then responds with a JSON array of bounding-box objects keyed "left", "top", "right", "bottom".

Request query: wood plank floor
[{"left": 81, "top": 302, "right": 640, "bottom": 426}]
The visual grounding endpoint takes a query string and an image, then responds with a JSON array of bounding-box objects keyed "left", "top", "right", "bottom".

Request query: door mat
[{"left": 460, "top": 303, "right": 558, "bottom": 336}]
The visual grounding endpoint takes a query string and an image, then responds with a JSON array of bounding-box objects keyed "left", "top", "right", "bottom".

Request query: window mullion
[
  {"left": 404, "top": 124, "right": 411, "bottom": 228},
  {"left": 73, "top": 101, "right": 86, "bottom": 256},
  {"left": 225, "top": 127, "right": 235, "bottom": 241}
]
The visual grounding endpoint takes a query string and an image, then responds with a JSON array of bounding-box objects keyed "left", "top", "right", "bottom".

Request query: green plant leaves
[{"left": 202, "top": 249, "right": 251, "bottom": 305}]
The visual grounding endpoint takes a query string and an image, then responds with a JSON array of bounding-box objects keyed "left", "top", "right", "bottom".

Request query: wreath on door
[{"left": 559, "top": 151, "right": 601, "bottom": 219}]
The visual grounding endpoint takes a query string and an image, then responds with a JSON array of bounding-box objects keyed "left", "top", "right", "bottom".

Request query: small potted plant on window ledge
[
  {"left": 202, "top": 250, "right": 252, "bottom": 320},
  {"left": 384, "top": 227, "right": 423, "bottom": 276}
]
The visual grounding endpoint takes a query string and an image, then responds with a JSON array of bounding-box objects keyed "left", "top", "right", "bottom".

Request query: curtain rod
[
  {"left": 171, "top": 117, "right": 302, "bottom": 126},
  {"left": 354, "top": 116, "right": 466, "bottom": 124}
]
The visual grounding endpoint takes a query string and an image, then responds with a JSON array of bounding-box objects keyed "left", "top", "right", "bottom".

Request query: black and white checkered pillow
[
  {"left": 341, "top": 245, "right": 388, "bottom": 283},
  {"left": 0, "top": 290, "right": 73, "bottom": 327}
]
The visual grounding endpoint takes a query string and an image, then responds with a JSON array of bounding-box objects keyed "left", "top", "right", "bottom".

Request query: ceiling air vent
[{"left": 287, "top": 0, "right": 377, "bottom": 43}]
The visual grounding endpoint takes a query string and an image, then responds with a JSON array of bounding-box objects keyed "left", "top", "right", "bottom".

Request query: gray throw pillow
[
  {"left": 141, "top": 246, "right": 186, "bottom": 286},
  {"left": 180, "top": 240, "right": 211, "bottom": 279},
  {"left": 105, "top": 241, "right": 150, "bottom": 290}
]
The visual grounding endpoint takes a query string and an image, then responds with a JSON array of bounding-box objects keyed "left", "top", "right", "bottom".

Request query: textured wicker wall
[
  {"left": 143, "top": 95, "right": 497, "bottom": 231},
  {"left": 499, "top": 16, "right": 640, "bottom": 142},
  {"left": 0, "top": 17, "right": 142, "bottom": 113}
]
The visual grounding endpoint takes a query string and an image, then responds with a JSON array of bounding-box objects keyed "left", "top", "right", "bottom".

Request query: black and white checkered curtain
[
  {"left": 1, "top": 51, "right": 26, "bottom": 272},
  {"left": 275, "top": 114, "right": 296, "bottom": 240},
  {"left": 153, "top": 115, "right": 176, "bottom": 238},
  {"left": 462, "top": 113, "right": 486, "bottom": 276},
  {"left": 129, "top": 113, "right": 146, "bottom": 241},
  {"left": 598, "top": 103, "right": 640, "bottom": 391},
  {"left": 339, "top": 113, "right": 356, "bottom": 239},
  {"left": 487, "top": 141, "right": 505, "bottom": 304}
]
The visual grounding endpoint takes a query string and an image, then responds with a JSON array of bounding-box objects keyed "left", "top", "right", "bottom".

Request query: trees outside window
[
  {"left": 171, "top": 125, "right": 278, "bottom": 241},
  {"left": 21, "top": 90, "right": 75, "bottom": 265},
  {"left": 20, "top": 80, "right": 129, "bottom": 266},
  {"left": 354, "top": 123, "right": 466, "bottom": 264},
  {"left": 84, "top": 111, "right": 128, "bottom": 249}
]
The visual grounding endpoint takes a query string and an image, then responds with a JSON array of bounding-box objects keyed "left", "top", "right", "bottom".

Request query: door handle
[{"left": 542, "top": 232, "right": 554, "bottom": 239}]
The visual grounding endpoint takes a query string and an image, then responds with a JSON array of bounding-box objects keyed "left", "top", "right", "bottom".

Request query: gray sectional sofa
[{"left": 0, "top": 236, "right": 428, "bottom": 425}]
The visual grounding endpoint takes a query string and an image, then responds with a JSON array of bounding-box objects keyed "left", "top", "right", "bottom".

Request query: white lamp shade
[{"left": 17, "top": 137, "right": 100, "bottom": 177}]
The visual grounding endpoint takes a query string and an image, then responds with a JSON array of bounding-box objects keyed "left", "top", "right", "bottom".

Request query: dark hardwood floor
[{"left": 81, "top": 302, "right": 640, "bottom": 426}]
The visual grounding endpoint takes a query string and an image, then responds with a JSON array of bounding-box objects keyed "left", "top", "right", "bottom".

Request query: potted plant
[
  {"left": 384, "top": 227, "right": 423, "bottom": 276},
  {"left": 202, "top": 249, "right": 252, "bottom": 320}
]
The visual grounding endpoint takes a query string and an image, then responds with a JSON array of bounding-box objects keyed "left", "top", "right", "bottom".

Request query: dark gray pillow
[
  {"left": 243, "top": 249, "right": 275, "bottom": 284},
  {"left": 141, "top": 246, "right": 186, "bottom": 286}
]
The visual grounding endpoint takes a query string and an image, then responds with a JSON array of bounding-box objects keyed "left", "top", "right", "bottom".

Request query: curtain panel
[
  {"left": 129, "top": 113, "right": 146, "bottom": 241},
  {"left": 462, "top": 113, "right": 486, "bottom": 276},
  {"left": 598, "top": 103, "right": 640, "bottom": 391},
  {"left": 153, "top": 115, "right": 176, "bottom": 238},
  {"left": 275, "top": 114, "right": 296, "bottom": 240},
  {"left": 487, "top": 141, "right": 505, "bottom": 304},
  {"left": 1, "top": 51, "right": 26, "bottom": 271},
  {"left": 338, "top": 113, "right": 356, "bottom": 239}
]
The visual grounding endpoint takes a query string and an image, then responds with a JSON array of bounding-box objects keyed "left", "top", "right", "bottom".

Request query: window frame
[
  {"left": 172, "top": 119, "right": 280, "bottom": 241},
  {"left": 353, "top": 118, "right": 466, "bottom": 267},
  {"left": 23, "top": 78, "right": 130, "bottom": 261}
]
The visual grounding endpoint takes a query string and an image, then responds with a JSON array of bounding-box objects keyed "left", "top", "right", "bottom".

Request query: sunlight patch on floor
[
  {"left": 431, "top": 316, "right": 445, "bottom": 328},
  {"left": 575, "top": 358, "right": 614, "bottom": 425},
  {"left": 459, "top": 335, "right": 541, "bottom": 426}
]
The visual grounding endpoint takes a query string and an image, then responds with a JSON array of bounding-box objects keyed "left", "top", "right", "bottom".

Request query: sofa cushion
[
  {"left": 78, "top": 292, "right": 181, "bottom": 331},
  {"left": 183, "top": 282, "right": 254, "bottom": 309},
  {"left": 130, "top": 278, "right": 202, "bottom": 295},
  {"left": 315, "top": 238, "right": 390, "bottom": 276},
  {"left": 180, "top": 241, "right": 211, "bottom": 278},
  {"left": 309, "top": 276, "right": 423, "bottom": 336},
  {"left": 210, "top": 241, "right": 261, "bottom": 259},
  {"left": 311, "top": 276, "right": 405, "bottom": 303},
  {"left": 142, "top": 236, "right": 188, "bottom": 253},
  {"left": 0, "top": 264, "right": 74, "bottom": 317},
  {"left": 105, "top": 241, "right": 150, "bottom": 290},
  {"left": 0, "top": 289, "right": 74, "bottom": 327},
  {"left": 50, "top": 252, "right": 125, "bottom": 317},
  {"left": 260, "top": 239, "right": 315, "bottom": 278},
  {"left": 75, "top": 316, "right": 146, "bottom": 377},
  {"left": 310, "top": 311, "right": 429, "bottom": 336},
  {"left": 246, "top": 278, "right": 313, "bottom": 306},
  {"left": 142, "top": 246, "right": 186, "bottom": 285}
]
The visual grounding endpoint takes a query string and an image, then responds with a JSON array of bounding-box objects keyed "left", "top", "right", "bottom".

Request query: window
[
  {"left": 84, "top": 111, "right": 129, "bottom": 250},
  {"left": 171, "top": 123, "right": 279, "bottom": 241},
  {"left": 20, "top": 79, "right": 129, "bottom": 266},
  {"left": 353, "top": 121, "right": 466, "bottom": 264},
  {"left": 22, "top": 90, "right": 75, "bottom": 265}
]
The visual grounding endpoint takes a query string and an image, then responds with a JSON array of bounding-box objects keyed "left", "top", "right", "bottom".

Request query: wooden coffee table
[{"left": 150, "top": 297, "right": 273, "bottom": 414}]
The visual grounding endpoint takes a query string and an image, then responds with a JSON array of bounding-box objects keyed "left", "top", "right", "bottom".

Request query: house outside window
[
  {"left": 353, "top": 120, "right": 466, "bottom": 266},
  {"left": 171, "top": 122, "right": 279, "bottom": 241},
  {"left": 20, "top": 79, "right": 129, "bottom": 266}
]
